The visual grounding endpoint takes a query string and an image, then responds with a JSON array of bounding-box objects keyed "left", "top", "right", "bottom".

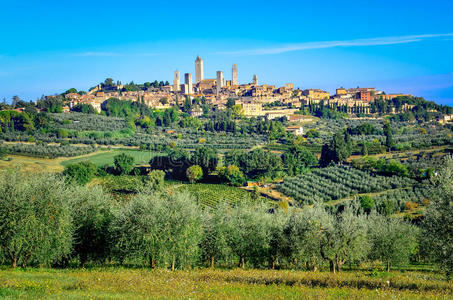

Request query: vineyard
[
  {"left": 277, "top": 165, "right": 415, "bottom": 205},
  {"left": 170, "top": 183, "right": 256, "bottom": 207}
]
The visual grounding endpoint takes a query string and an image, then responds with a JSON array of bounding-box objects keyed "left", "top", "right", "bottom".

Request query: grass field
[
  {"left": 0, "top": 155, "right": 67, "bottom": 173},
  {"left": 0, "top": 268, "right": 451, "bottom": 299},
  {"left": 61, "top": 149, "right": 163, "bottom": 167},
  {"left": 0, "top": 149, "right": 163, "bottom": 173}
]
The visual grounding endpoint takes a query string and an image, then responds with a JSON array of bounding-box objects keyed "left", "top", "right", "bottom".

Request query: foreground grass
[{"left": 0, "top": 268, "right": 452, "bottom": 299}]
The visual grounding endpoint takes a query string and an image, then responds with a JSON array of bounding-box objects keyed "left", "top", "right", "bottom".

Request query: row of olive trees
[
  {"left": 0, "top": 169, "right": 417, "bottom": 272},
  {"left": 0, "top": 163, "right": 451, "bottom": 276}
]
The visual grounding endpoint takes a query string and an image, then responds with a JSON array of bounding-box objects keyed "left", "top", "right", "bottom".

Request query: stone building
[{"left": 302, "top": 89, "right": 330, "bottom": 100}]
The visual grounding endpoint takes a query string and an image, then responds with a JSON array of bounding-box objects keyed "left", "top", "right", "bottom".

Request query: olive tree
[
  {"left": 283, "top": 207, "right": 325, "bottom": 271},
  {"left": 422, "top": 156, "right": 453, "bottom": 279},
  {"left": 284, "top": 204, "right": 369, "bottom": 272},
  {"left": 70, "top": 185, "right": 113, "bottom": 266},
  {"left": 0, "top": 170, "right": 73, "bottom": 268},
  {"left": 110, "top": 192, "right": 202, "bottom": 270},
  {"left": 266, "top": 209, "right": 289, "bottom": 269},
  {"left": 331, "top": 203, "right": 370, "bottom": 271},
  {"left": 226, "top": 201, "right": 272, "bottom": 268},
  {"left": 368, "top": 213, "right": 418, "bottom": 272},
  {"left": 200, "top": 202, "right": 232, "bottom": 268}
]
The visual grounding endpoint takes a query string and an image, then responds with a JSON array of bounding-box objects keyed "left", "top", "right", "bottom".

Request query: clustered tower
[
  {"left": 184, "top": 73, "right": 193, "bottom": 94},
  {"left": 173, "top": 57, "right": 249, "bottom": 95},
  {"left": 232, "top": 64, "right": 238, "bottom": 85},
  {"left": 195, "top": 56, "right": 204, "bottom": 84},
  {"left": 173, "top": 70, "right": 180, "bottom": 92},
  {"left": 216, "top": 71, "right": 224, "bottom": 95}
]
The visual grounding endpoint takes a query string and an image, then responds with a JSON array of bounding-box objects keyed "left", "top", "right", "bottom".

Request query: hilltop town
[{"left": 46, "top": 56, "right": 427, "bottom": 120}]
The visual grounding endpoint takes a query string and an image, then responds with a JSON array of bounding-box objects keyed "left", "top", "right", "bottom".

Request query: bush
[
  {"left": 378, "top": 159, "right": 409, "bottom": 177},
  {"left": 57, "top": 128, "right": 68, "bottom": 138},
  {"left": 63, "top": 161, "right": 97, "bottom": 185},
  {"left": 114, "top": 153, "right": 135, "bottom": 175},
  {"left": 186, "top": 165, "right": 203, "bottom": 183},
  {"left": 145, "top": 170, "right": 165, "bottom": 191},
  {"left": 217, "top": 165, "right": 246, "bottom": 186},
  {"left": 359, "top": 195, "right": 375, "bottom": 213}
]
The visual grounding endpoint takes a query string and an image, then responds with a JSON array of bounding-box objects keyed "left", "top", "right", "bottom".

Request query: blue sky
[{"left": 1, "top": 0, "right": 453, "bottom": 104}]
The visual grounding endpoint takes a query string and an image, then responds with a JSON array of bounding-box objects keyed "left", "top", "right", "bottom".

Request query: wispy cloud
[
  {"left": 72, "top": 51, "right": 121, "bottom": 57},
  {"left": 219, "top": 33, "right": 453, "bottom": 56},
  {"left": 72, "top": 51, "right": 160, "bottom": 57}
]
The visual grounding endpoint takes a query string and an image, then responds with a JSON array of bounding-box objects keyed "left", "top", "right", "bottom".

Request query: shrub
[
  {"left": 217, "top": 165, "right": 246, "bottom": 186},
  {"left": 360, "top": 195, "right": 375, "bottom": 213},
  {"left": 63, "top": 161, "right": 97, "bottom": 185},
  {"left": 145, "top": 170, "right": 165, "bottom": 191},
  {"left": 114, "top": 152, "right": 135, "bottom": 175},
  {"left": 57, "top": 128, "right": 68, "bottom": 138}
]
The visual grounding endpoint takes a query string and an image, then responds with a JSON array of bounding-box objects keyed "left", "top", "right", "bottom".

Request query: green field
[
  {"left": 61, "top": 149, "right": 163, "bottom": 167},
  {"left": 1, "top": 268, "right": 451, "bottom": 299}
]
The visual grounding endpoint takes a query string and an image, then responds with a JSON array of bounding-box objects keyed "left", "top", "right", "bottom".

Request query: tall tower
[
  {"left": 216, "top": 71, "right": 224, "bottom": 96},
  {"left": 232, "top": 64, "right": 238, "bottom": 85},
  {"left": 184, "top": 73, "right": 193, "bottom": 94},
  {"left": 173, "top": 70, "right": 180, "bottom": 92},
  {"left": 195, "top": 56, "right": 204, "bottom": 84},
  {"left": 252, "top": 74, "right": 258, "bottom": 86}
]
